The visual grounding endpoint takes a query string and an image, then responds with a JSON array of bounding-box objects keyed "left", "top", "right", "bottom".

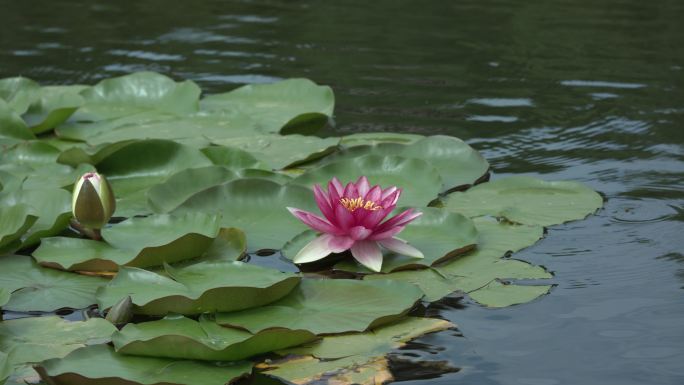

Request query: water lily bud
[
  {"left": 72, "top": 172, "right": 116, "bottom": 229},
  {"left": 105, "top": 295, "right": 133, "bottom": 326}
]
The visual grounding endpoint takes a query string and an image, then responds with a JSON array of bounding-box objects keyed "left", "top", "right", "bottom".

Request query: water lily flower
[
  {"left": 72, "top": 172, "right": 116, "bottom": 230},
  {"left": 288, "top": 176, "right": 423, "bottom": 272}
]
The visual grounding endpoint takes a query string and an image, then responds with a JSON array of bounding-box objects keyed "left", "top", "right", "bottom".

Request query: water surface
[{"left": 1, "top": 1, "right": 683, "bottom": 384}]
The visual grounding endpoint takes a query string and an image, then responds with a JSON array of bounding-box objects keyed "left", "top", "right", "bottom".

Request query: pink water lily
[{"left": 287, "top": 176, "right": 423, "bottom": 272}]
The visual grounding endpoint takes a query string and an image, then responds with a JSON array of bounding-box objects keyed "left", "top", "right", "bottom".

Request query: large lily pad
[
  {"left": 0, "top": 141, "right": 61, "bottom": 167},
  {"left": 330, "top": 207, "right": 478, "bottom": 273},
  {"left": 216, "top": 278, "right": 423, "bottom": 335},
  {"left": 442, "top": 176, "right": 603, "bottom": 226},
  {"left": 340, "top": 132, "right": 424, "bottom": 147},
  {"left": 0, "top": 255, "right": 107, "bottom": 312},
  {"left": 0, "top": 316, "right": 115, "bottom": 368},
  {"left": 293, "top": 155, "right": 443, "bottom": 208},
  {"left": 0, "top": 100, "right": 34, "bottom": 141},
  {"left": 23, "top": 85, "right": 86, "bottom": 134},
  {"left": 366, "top": 217, "right": 552, "bottom": 306},
  {"left": 259, "top": 317, "right": 453, "bottom": 385},
  {"left": 0, "top": 351, "right": 8, "bottom": 385},
  {"left": 201, "top": 78, "right": 334, "bottom": 135},
  {"left": 0, "top": 205, "right": 37, "bottom": 254},
  {"left": 71, "top": 72, "right": 201, "bottom": 122},
  {"left": 0, "top": 288, "right": 9, "bottom": 308},
  {"left": 96, "top": 261, "right": 300, "bottom": 315},
  {"left": 0, "top": 77, "right": 40, "bottom": 115},
  {"left": 175, "top": 178, "right": 318, "bottom": 251},
  {"left": 212, "top": 134, "right": 340, "bottom": 170},
  {"left": 113, "top": 314, "right": 316, "bottom": 361},
  {"left": 34, "top": 212, "right": 221, "bottom": 271},
  {"left": 36, "top": 344, "right": 252, "bottom": 385}
]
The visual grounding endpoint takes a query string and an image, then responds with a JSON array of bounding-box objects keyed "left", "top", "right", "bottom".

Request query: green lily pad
[
  {"left": 23, "top": 85, "right": 86, "bottom": 134},
  {"left": 20, "top": 163, "right": 96, "bottom": 191},
  {"left": 113, "top": 314, "right": 316, "bottom": 361},
  {"left": 201, "top": 145, "right": 265, "bottom": 169},
  {"left": 0, "top": 77, "right": 40, "bottom": 115},
  {"left": 0, "top": 205, "right": 37, "bottom": 254},
  {"left": 34, "top": 212, "right": 221, "bottom": 271},
  {"left": 442, "top": 176, "right": 603, "bottom": 226},
  {"left": 216, "top": 278, "right": 423, "bottom": 335},
  {"left": 0, "top": 316, "right": 115, "bottom": 369},
  {"left": 0, "top": 100, "right": 34, "bottom": 141},
  {"left": 196, "top": 227, "right": 247, "bottom": 263},
  {"left": 0, "top": 351, "right": 9, "bottom": 385},
  {"left": 212, "top": 134, "right": 340, "bottom": 170},
  {"left": 72, "top": 72, "right": 201, "bottom": 122},
  {"left": 330, "top": 207, "right": 478, "bottom": 273},
  {"left": 56, "top": 111, "right": 176, "bottom": 143},
  {"left": 366, "top": 217, "right": 552, "bottom": 306},
  {"left": 468, "top": 280, "right": 551, "bottom": 307},
  {"left": 96, "top": 261, "right": 300, "bottom": 315},
  {"left": 340, "top": 132, "right": 424, "bottom": 147},
  {"left": 37, "top": 345, "right": 252, "bottom": 385},
  {"left": 201, "top": 78, "right": 334, "bottom": 135},
  {"left": 94, "top": 139, "right": 212, "bottom": 216},
  {"left": 0, "top": 188, "right": 72, "bottom": 248},
  {"left": 0, "top": 255, "right": 107, "bottom": 312},
  {"left": 56, "top": 140, "right": 137, "bottom": 166},
  {"left": 0, "top": 141, "right": 61, "bottom": 167},
  {"left": 0, "top": 288, "right": 9, "bottom": 308},
  {"left": 293, "top": 155, "right": 443, "bottom": 208},
  {"left": 259, "top": 317, "right": 453, "bottom": 385},
  {"left": 175, "top": 178, "right": 318, "bottom": 251}
]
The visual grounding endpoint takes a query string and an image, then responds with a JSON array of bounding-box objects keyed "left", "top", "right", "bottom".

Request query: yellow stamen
[{"left": 340, "top": 197, "right": 383, "bottom": 212}]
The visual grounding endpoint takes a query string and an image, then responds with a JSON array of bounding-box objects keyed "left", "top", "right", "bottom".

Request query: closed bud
[{"left": 72, "top": 172, "right": 116, "bottom": 229}]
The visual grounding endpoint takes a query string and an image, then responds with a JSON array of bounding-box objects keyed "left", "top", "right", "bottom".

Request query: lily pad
[
  {"left": 366, "top": 217, "right": 552, "bottom": 305},
  {"left": 34, "top": 212, "right": 221, "bottom": 271},
  {"left": 0, "top": 316, "right": 115, "bottom": 368},
  {"left": 0, "top": 351, "right": 8, "bottom": 385},
  {"left": 0, "top": 141, "right": 61, "bottom": 167},
  {"left": 259, "top": 317, "right": 453, "bottom": 385},
  {"left": 216, "top": 278, "right": 423, "bottom": 335},
  {"left": 23, "top": 85, "right": 86, "bottom": 134},
  {"left": 113, "top": 314, "right": 316, "bottom": 361},
  {"left": 0, "top": 188, "right": 72, "bottom": 247},
  {"left": 0, "top": 255, "right": 107, "bottom": 312},
  {"left": 331, "top": 207, "right": 478, "bottom": 273},
  {"left": 0, "top": 100, "right": 34, "bottom": 141},
  {"left": 0, "top": 205, "right": 37, "bottom": 253},
  {"left": 201, "top": 145, "right": 265, "bottom": 169},
  {"left": 175, "top": 178, "right": 318, "bottom": 251},
  {"left": 200, "top": 78, "right": 334, "bottom": 135},
  {"left": 211, "top": 134, "right": 340, "bottom": 170},
  {"left": 198, "top": 227, "right": 247, "bottom": 262},
  {"left": 36, "top": 344, "right": 252, "bottom": 385},
  {"left": 442, "top": 176, "right": 603, "bottom": 226},
  {"left": 96, "top": 261, "right": 300, "bottom": 315},
  {"left": 0, "top": 288, "right": 9, "bottom": 308},
  {"left": 468, "top": 280, "right": 552, "bottom": 307},
  {"left": 340, "top": 132, "right": 424, "bottom": 147},
  {"left": 72, "top": 72, "right": 201, "bottom": 122},
  {"left": 293, "top": 155, "right": 443, "bottom": 208},
  {"left": 0, "top": 77, "right": 40, "bottom": 115}
]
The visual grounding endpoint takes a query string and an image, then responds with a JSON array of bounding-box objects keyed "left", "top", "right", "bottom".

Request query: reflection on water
[{"left": 1, "top": 0, "right": 683, "bottom": 383}]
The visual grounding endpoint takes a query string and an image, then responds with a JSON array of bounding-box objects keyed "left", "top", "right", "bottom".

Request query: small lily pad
[
  {"left": 36, "top": 344, "right": 252, "bottom": 385},
  {"left": 96, "top": 261, "right": 300, "bottom": 315},
  {"left": 0, "top": 255, "right": 107, "bottom": 312},
  {"left": 216, "top": 278, "right": 424, "bottom": 335},
  {"left": 113, "top": 314, "right": 316, "bottom": 361},
  {"left": 442, "top": 176, "right": 603, "bottom": 226},
  {"left": 293, "top": 155, "right": 443, "bottom": 208},
  {"left": 468, "top": 280, "right": 551, "bottom": 307},
  {"left": 175, "top": 178, "right": 318, "bottom": 251},
  {"left": 200, "top": 78, "right": 334, "bottom": 135}
]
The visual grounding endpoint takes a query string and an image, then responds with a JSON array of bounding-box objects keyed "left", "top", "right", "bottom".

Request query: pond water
[{"left": 2, "top": 0, "right": 683, "bottom": 384}]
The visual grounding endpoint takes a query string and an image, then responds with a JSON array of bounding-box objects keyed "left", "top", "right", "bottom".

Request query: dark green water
[{"left": 2, "top": 1, "right": 683, "bottom": 384}]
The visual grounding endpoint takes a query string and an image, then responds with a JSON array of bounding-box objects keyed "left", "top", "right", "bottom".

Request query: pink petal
[
  {"left": 351, "top": 240, "right": 383, "bottom": 272},
  {"left": 349, "top": 226, "right": 372, "bottom": 240},
  {"left": 334, "top": 204, "right": 356, "bottom": 231},
  {"left": 343, "top": 182, "right": 359, "bottom": 199},
  {"left": 330, "top": 177, "right": 344, "bottom": 196},
  {"left": 287, "top": 207, "right": 344, "bottom": 235},
  {"left": 364, "top": 185, "right": 382, "bottom": 203},
  {"left": 355, "top": 176, "right": 370, "bottom": 197},
  {"left": 376, "top": 209, "right": 422, "bottom": 233},
  {"left": 379, "top": 191, "right": 399, "bottom": 208},
  {"left": 361, "top": 205, "right": 394, "bottom": 229},
  {"left": 313, "top": 184, "right": 337, "bottom": 224},
  {"left": 293, "top": 234, "right": 337, "bottom": 263},
  {"left": 328, "top": 235, "right": 355, "bottom": 252},
  {"left": 368, "top": 225, "right": 405, "bottom": 241},
  {"left": 381, "top": 186, "right": 398, "bottom": 200},
  {"left": 378, "top": 237, "right": 424, "bottom": 259}
]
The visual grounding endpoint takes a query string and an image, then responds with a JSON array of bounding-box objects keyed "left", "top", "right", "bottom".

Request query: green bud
[
  {"left": 105, "top": 295, "right": 133, "bottom": 326},
  {"left": 72, "top": 172, "right": 116, "bottom": 229}
]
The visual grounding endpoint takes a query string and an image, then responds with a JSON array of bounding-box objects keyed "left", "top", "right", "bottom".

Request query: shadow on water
[{"left": 1, "top": 0, "right": 684, "bottom": 384}]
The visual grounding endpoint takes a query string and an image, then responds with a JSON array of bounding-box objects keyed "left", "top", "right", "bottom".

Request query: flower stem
[{"left": 70, "top": 219, "right": 102, "bottom": 241}]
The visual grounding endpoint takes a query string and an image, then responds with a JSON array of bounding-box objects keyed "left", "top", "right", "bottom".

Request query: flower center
[{"left": 339, "top": 197, "right": 383, "bottom": 212}]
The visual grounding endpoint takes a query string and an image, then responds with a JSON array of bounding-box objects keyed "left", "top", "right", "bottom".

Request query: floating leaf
[
  {"left": 442, "top": 176, "right": 603, "bottom": 226},
  {"left": 36, "top": 344, "right": 252, "bottom": 385},
  {"left": 212, "top": 134, "right": 340, "bottom": 170},
  {"left": 0, "top": 77, "right": 40, "bottom": 115},
  {"left": 201, "top": 78, "right": 334, "bottom": 134},
  {"left": 216, "top": 278, "right": 423, "bottom": 335},
  {"left": 72, "top": 72, "right": 201, "bottom": 122},
  {"left": 34, "top": 212, "right": 221, "bottom": 271},
  {"left": 367, "top": 217, "right": 552, "bottom": 305},
  {"left": 293, "top": 155, "right": 442, "bottom": 208},
  {"left": 113, "top": 314, "right": 316, "bottom": 361},
  {"left": 0, "top": 205, "right": 37, "bottom": 253},
  {"left": 96, "top": 261, "right": 300, "bottom": 315},
  {"left": 0, "top": 255, "right": 107, "bottom": 312},
  {"left": 0, "top": 188, "right": 72, "bottom": 247},
  {"left": 467, "top": 280, "right": 551, "bottom": 307},
  {"left": 0, "top": 141, "right": 61, "bottom": 167},
  {"left": 258, "top": 355, "right": 391, "bottom": 385},
  {"left": 201, "top": 145, "right": 265, "bottom": 169},
  {"left": 331, "top": 207, "right": 478, "bottom": 273},
  {"left": 0, "top": 288, "right": 9, "bottom": 308},
  {"left": 0, "top": 351, "right": 9, "bottom": 385},
  {"left": 199, "top": 227, "right": 247, "bottom": 262},
  {"left": 23, "top": 85, "right": 86, "bottom": 134},
  {"left": 175, "top": 178, "right": 318, "bottom": 251},
  {"left": 0, "top": 100, "right": 34, "bottom": 141},
  {"left": 340, "top": 132, "right": 424, "bottom": 147}
]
